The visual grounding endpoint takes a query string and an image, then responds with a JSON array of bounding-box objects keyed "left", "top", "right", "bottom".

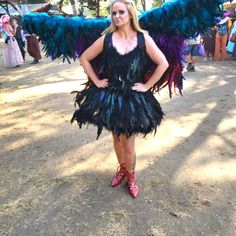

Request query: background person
[
  {"left": 202, "top": 26, "right": 217, "bottom": 60},
  {"left": 0, "top": 14, "right": 24, "bottom": 68},
  {"left": 24, "top": 32, "right": 42, "bottom": 64},
  {"left": 183, "top": 35, "right": 201, "bottom": 72},
  {"left": 227, "top": 20, "right": 236, "bottom": 59},
  {"left": 214, "top": 16, "right": 230, "bottom": 61},
  {"left": 12, "top": 17, "right": 26, "bottom": 61}
]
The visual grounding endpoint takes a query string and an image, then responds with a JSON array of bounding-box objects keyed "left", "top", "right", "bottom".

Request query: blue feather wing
[
  {"left": 139, "top": 0, "right": 224, "bottom": 96},
  {"left": 22, "top": 0, "right": 224, "bottom": 96},
  {"left": 23, "top": 13, "right": 110, "bottom": 62},
  {"left": 23, "top": 0, "right": 224, "bottom": 61},
  {"left": 139, "top": 0, "right": 224, "bottom": 37}
]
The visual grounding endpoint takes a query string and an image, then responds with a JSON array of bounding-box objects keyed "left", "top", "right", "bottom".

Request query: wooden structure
[{"left": 0, "top": 0, "right": 22, "bottom": 15}]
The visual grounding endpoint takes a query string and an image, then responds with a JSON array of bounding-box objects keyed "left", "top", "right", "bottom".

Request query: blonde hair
[{"left": 103, "top": 0, "right": 143, "bottom": 34}]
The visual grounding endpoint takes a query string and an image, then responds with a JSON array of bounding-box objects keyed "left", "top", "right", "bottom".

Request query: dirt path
[{"left": 0, "top": 39, "right": 236, "bottom": 236}]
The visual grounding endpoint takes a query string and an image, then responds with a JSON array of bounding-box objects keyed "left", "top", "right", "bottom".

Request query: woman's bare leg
[
  {"left": 118, "top": 134, "right": 136, "bottom": 173},
  {"left": 190, "top": 55, "right": 196, "bottom": 64},
  {"left": 111, "top": 133, "right": 127, "bottom": 187},
  {"left": 112, "top": 133, "right": 137, "bottom": 171},
  {"left": 185, "top": 55, "right": 191, "bottom": 64},
  {"left": 112, "top": 133, "right": 125, "bottom": 165},
  {"left": 112, "top": 133, "right": 139, "bottom": 197},
  {"left": 117, "top": 134, "right": 139, "bottom": 197}
]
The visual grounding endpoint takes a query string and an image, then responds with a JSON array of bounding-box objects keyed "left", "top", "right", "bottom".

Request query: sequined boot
[
  {"left": 111, "top": 163, "right": 127, "bottom": 187},
  {"left": 127, "top": 171, "right": 139, "bottom": 198}
]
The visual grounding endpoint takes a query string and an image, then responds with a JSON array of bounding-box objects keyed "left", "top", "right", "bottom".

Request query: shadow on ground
[{"left": 0, "top": 55, "right": 236, "bottom": 235}]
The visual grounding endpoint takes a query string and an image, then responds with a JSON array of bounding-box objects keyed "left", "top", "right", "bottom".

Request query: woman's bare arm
[
  {"left": 132, "top": 33, "right": 169, "bottom": 92},
  {"left": 80, "top": 35, "right": 108, "bottom": 88},
  {"left": 6, "top": 24, "right": 16, "bottom": 35}
]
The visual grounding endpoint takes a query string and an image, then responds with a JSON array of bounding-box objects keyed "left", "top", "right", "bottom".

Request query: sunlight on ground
[
  {"left": 4, "top": 138, "right": 31, "bottom": 152},
  {"left": 0, "top": 56, "right": 86, "bottom": 153},
  {"left": 1, "top": 48, "right": 236, "bottom": 188},
  {"left": 2, "top": 82, "right": 234, "bottom": 181},
  {"left": 1, "top": 36, "right": 236, "bottom": 236},
  {"left": 1, "top": 81, "right": 79, "bottom": 102},
  {"left": 57, "top": 137, "right": 114, "bottom": 176},
  {"left": 197, "top": 160, "right": 236, "bottom": 179},
  {"left": 172, "top": 118, "right": 236, "bottom": 184},
  {"left": 58, "top": 108, "right": 222, "bottom": 177},
  {"left": 217, "top": 115, "right": 236, "bottom": 132},
  {"left": 173, "top": 164, "right": 236, "bottom": 187},
  {"left": 191, "top": 75, "right": 227, "bottom": 93},
  {"left": 59, "top": 151, "right": 113, "bottom": 176},
  {"left": 174, "top": 157, "right": 236, "bottom": 184}
]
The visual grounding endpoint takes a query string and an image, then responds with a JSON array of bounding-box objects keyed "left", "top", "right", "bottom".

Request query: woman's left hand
[{"left": 132, "top": 83, "right": 149, "bottom": 92}]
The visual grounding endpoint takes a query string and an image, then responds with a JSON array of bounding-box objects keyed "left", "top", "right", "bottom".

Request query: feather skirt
[{"left": 71, "top": 84, "right": 164, "bottom": 139}]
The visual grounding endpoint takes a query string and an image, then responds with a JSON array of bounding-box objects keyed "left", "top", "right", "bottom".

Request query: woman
[
  {"left": 183, "top": 35, "right": 201, "bottom": 72},
  {"left": 202, "top": 27, "right": 217, "bottom": 60},
  {"left": 71, "top": 0, "right": 169, "bottom": 198},
  {"left": 0, "top": 14, "right": 24, "bottom": 68},
  {"left": 24, "top": 33, "right": 42, "bottom": 64},
  {"left": 227, "top": 20, "right": 236, "bottom": 59},
  {"left": 12, "top": 18, "right": 26, "bottom": 61},
  {"left": 214, "top": 16, "right": 230, "bottom": 61}
]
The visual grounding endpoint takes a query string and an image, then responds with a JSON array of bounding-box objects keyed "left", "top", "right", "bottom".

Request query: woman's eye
[
  {"left": 112, "top": 10, "right": 125, "bottom": 16},
  {"left": 119, "top": 10, "right": 125, "bottom": 15}
]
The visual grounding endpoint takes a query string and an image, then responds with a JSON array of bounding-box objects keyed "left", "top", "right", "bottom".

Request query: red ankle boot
[
  {"left": 111, "top": 163, "right": 127, "bottom": 187},
  {"left": 127, "top": 172, "right": 139, "bottom": 198}
]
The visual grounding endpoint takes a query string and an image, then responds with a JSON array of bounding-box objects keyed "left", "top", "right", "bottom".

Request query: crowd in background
[
  {"left": 0, "top": 14, "right": 42, "bottom": 68},
  {"left": 184, "top": 14, "right": 236, "bottom": 72}
]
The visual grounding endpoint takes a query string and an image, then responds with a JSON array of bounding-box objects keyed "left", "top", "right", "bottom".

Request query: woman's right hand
[{"left": 94, "top": 79, "right": 108, "bottom": 88}]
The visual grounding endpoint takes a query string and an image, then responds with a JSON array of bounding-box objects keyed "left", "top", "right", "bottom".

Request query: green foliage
[
  {"left": 78, "top": 0, "right": 109, "bottom": 17},
  {"left": 27, "top": 0, "right": 48, "bottom": 4},
  {"left": 152, "top": 0, "right": 164, "bottom": 7},
  {"left": 59, "top": 0, "right": 167, "bottom": 17},
  {"left": 99, "top": 0, "right": 109, "bottom": 17},
  {"left": 63, "top": 0, "right": 70, "bottom": 6}
]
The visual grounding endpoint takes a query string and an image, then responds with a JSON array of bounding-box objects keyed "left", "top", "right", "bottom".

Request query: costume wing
[
  {"left": 23, "top": 0, "right": 224, "bottom": 96},
  {"left": 23, "top": 13, "right": 110, "bottom": 62},
  {"left": 139, "top": 0, "right": 224, "bottom": 96}
]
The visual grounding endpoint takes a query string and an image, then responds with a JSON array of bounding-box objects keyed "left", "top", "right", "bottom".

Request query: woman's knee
[
  {"left": 119, "top": 135, "right": 135, "bottom": 153},
  {"left": 112, "top": 134, "right": 122, "bottom": 147}
]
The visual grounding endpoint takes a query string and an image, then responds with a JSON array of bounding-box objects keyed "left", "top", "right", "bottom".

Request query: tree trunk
[
  {"left": 70, "top": 0, "right": 77, "bottom": 15},
  {"left": 96, "top": 0, "right": 100, "bottom": 17},
  {"left": 141, "top": 0, "right": 146, "bottom": 10}
]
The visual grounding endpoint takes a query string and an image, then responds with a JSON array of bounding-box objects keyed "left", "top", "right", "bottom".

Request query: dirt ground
[{"left": 0, "top": 38, "right": 236, "bottom": 236}]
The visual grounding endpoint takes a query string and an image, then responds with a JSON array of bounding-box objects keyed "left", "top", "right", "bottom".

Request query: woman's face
[
  {"left": 112, "top": 2, "right": 131, "bottom": 27},
  {"left": 12, "top": 19, "right": 18, "bottom": 26}
]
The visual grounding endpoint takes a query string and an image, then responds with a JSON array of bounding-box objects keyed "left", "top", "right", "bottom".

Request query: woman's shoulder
[
  {"left": 103, "top": 33, "right": 112, "bottom": 43},
  {"left": 142, "top": 32, "right": 155, "bottom": 45},
  {"left": 92, "top": 34, "right": 106, "bottom": 45}
]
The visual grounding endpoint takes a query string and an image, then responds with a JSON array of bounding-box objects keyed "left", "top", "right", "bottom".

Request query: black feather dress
[{"left": 71, "top": 32, "right": 164, "bottom": 139}]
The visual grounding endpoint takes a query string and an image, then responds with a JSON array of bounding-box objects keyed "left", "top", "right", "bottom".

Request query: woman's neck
[{"left": 116, "top": 25, "right": 136, "bottom": 39}]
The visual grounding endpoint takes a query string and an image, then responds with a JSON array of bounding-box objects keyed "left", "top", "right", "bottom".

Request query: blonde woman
[{"left": 72, "top": 0, "right": 169, "bottom": 198}]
